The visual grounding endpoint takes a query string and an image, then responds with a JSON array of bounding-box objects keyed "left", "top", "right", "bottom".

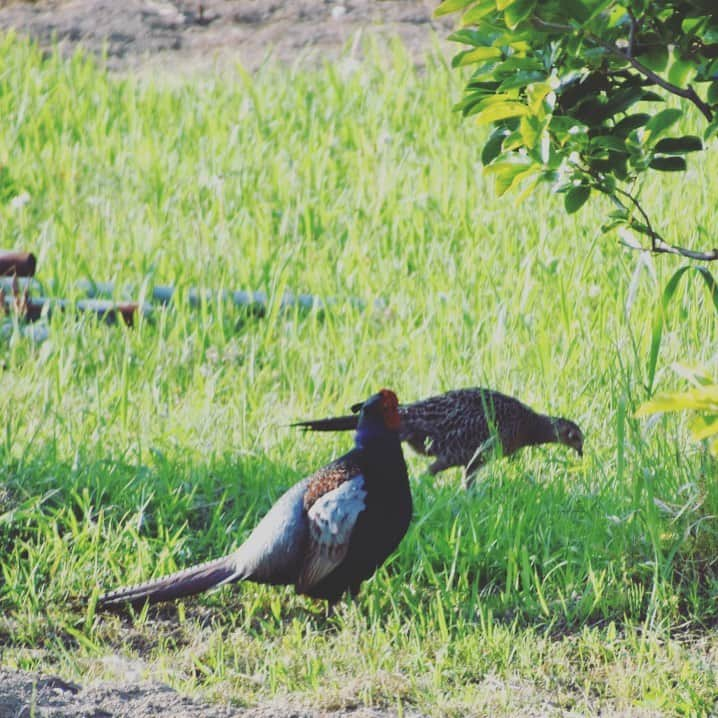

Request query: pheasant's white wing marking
[{"left": 297, "top": 476, "right": 367, "bottom": 591}]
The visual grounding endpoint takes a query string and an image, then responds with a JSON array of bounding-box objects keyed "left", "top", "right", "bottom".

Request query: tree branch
[
  {"left": 659, "top": 243, "right": 717, "bottom": 261},
  {"left": 613, "top": 187, "right": 718, "bottom": 261},
  {"left": 621, "top": 238, "right": 718, "bottom": 261},
  {"left": 531, "top": 16, "right": 714, "bottom": 121},
  {"left": 601, "top": 44, "right": 713, "bottom": 122}
]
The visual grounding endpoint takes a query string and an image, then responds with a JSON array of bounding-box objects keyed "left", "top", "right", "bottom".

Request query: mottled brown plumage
[
  {"left": 302, "top": 458, "right": 362, "bottom": 512},
  {"left": 292, "top": 388, "right": 584, "bottom": 487}
]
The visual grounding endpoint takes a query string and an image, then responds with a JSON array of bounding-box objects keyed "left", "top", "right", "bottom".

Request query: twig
[
  {"left": 624, "top": 240, "right": 718, "bottom": 261},
  {"left": 613, "top": 187, "right": 718, "bottom": 261},
  {"left": 531, "top": 17, "right": 573, "bottom": 33},
  {"left": 613, "top": 186, "right": 661, "bottom": 245}
]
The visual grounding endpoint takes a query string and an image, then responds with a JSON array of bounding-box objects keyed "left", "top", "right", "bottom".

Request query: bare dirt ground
[
  {"left": 0, "top": 0, "right": 454, "bottom": 73},
  {"left": 0, "top": 667, "right": 427, "bottom": 718}
]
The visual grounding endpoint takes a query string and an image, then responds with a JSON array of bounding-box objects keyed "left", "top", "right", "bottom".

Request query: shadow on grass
[{"left": 1, "top": 441, "right": 717, "bottom": 658}]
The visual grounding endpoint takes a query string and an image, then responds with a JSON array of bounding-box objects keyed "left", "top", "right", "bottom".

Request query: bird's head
[
  {"left": 552, "top": 418, "right": 584, "bottom": 456},
  {"left": 355, "top": 389, "right": 401, "bottom": 443}
]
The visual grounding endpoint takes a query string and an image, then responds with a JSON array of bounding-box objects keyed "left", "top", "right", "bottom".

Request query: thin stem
[
  {"left": 613, "top": 187, "right": 718, "bottom": 261},
  {"left": 626, "top": 9, "right": 638, "bottom": 60},
  {"left": 613, "top": 186, "right": 660, "bottom": 246}
]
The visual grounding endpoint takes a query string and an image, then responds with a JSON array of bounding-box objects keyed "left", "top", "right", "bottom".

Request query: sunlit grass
[{"left": 0, "top": 30, "right": 717, "bottom": 715}]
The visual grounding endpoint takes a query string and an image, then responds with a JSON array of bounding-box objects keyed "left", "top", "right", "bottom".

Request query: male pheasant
[
  {"left": 98, "top": 389, "right": 412, "bottom": 608},
  {"left": 292, "top": 388, "right": 583, "bottom": 487}
]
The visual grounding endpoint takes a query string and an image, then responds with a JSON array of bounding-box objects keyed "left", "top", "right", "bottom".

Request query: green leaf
[
  {"left": 705, "top": 118, "right": 718, "bottom": 140},
  {"left": 590, "top": 0, "right": 628, "bottom": 28},
  {"left": 589, "top": 152, "right": 629, "bottom": 178},
  {"left": 447, "top": 29, "right": 486, "bottom": 46},
  {"left": 453, "top": 91, "right": 489, "bottom": 115},
  {"left": 434, "top": 0, "right": 476, "bottom": 18},
  {"left": 667, "top": 57, "right": 694, "bottom": 85},
  {"left": 613, "top": 114, "right": 651, "bottom": 137},
  {"left": 498, "top": 71, "right": 546, "bottom": 91},
  {"left": 637, "top": 46, "right": 669, "bottom": 72},
  {"left": 553, "top": 0, "right": 591, "bottom": 24},
  {"left": 564, "top": 185, "right": 590, "bottom": 213},
  {"left": 637, "top": 385, "right": 718, "bottom": 416},
  {"left": 474, "top": 100, "right": 528, "bottom": 126},
  {"left": 590, "top": 135, "right": 626, "bottom": 152},
  {"left": 461, "top": 0, "right": 498, "bottom": 24},
  {"left": 649, "top": 156, "right": 687, "bottom": 171},
  {"left": 639, "top": 91, "right": 664, "bottom": 103},
  {"left": 467, "top": 80, "right": 501, "bottom": 92},
  {"left": 453, "top": 46, "right": 503, "bottom": 67},
  {"left": 504, "top": 0, "right": 536, "bottom": 29},
  {"left": 481, "top": 129, "right": 507, "bottom": 165},
  {"left": 645, "top": 109, "right": 682, "bottom": 139},
  {"left": 653, "top": 136, "right": 703, "bottom": 154},
  {"left": 549, "top": 116, "right": 588, "bottom": 140},
  {"left": 707, "top": 81, "right": 718, "bottom": 105},
  {"left": 484, "top": 158, "right": 537, "bottom": 196},
  {"left": 518, "top": 114, "right": 549, "bottom": 149},
  {"left": 526, "top": 81, "right": 554, "bottom": 114},
  {"left": 682, "top": 15, "right": 709, "bottom": 34},
  {"left": 598, "top": 86, "right": 649, "bottom": 122}
]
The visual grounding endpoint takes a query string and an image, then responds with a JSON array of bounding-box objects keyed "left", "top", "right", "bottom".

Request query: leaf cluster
[
  {"left": 438, "top": 0, "right": 718, "bottom": 241},
  {"left": 638, "top": 375, "right": 718, "bottom": 454}
]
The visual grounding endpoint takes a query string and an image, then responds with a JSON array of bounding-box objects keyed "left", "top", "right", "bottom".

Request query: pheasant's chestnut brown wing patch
[{"left": 302, "top": 457, "right": 363, "bottom": 512}]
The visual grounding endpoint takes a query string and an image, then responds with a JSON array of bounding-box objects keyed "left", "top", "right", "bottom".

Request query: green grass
[{"left": 1, "top": 30, "right": 717, "bottom": 715}]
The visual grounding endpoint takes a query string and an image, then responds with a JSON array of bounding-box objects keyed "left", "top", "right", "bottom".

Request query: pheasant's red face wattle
[{"left": 379, "top": 388, "right": 401, "bottom": 430}]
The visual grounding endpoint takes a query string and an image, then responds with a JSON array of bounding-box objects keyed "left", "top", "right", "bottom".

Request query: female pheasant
[
  {"left": 98, "top": 389, "right": 412, "bottom": 608},
  {"left": 292, "top": 388, "right": 583, "bottom": 487}
]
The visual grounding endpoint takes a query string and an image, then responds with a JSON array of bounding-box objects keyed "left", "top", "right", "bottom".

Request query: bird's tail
[
  {"left": 290, "top": 414, "right": 359, "bottom": 432},
  {"left": 97, "top": 554, "right": 242, "bottom": 608}
]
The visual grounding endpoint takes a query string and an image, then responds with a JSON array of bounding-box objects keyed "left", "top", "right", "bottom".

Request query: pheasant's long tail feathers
[
  {"left": 97, "top": 554, "right": 241, "bottom": 608},
  {"left": 290, "top": 414, "right": 359, "bottom": 433}
]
